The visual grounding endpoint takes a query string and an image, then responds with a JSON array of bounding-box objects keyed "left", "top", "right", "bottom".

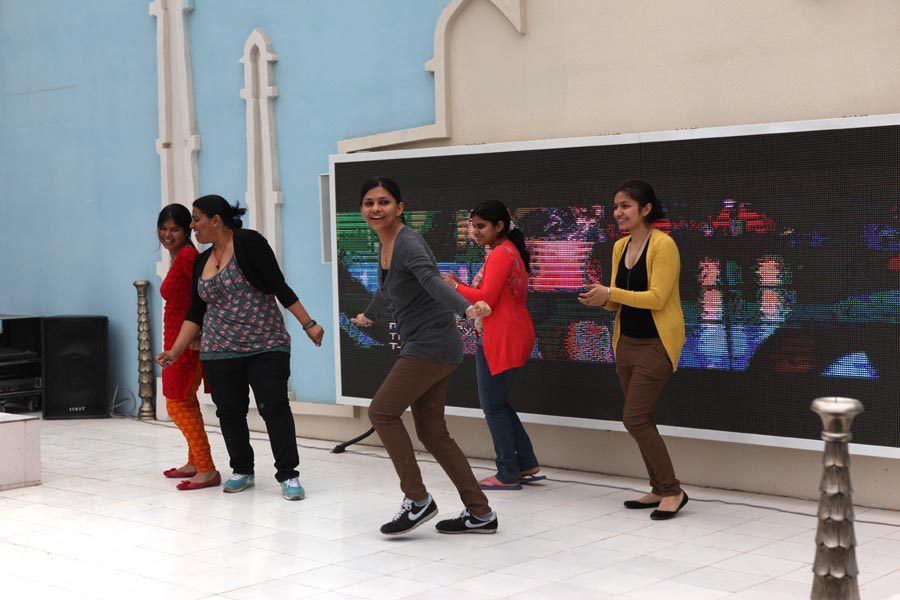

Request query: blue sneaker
[
  {"left": 280, "top": 477, "right": 305, "bottom": 501},
  {"left": 223, "top": 473, "right": 255, "bottom": 493}
]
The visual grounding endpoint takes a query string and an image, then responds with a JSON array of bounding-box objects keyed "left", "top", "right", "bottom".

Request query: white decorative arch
[
  {"left": 150, "top": 0, "right": 202, "bottom": 419},
  {"left": 240, "top": 28, "right": 284, "bottom": 264},
  {"left": 150, "top": 0, "right": 201, "bottom": 281},
  {"left": 337, "top": 0, "right": 526, "bottom": 153}
]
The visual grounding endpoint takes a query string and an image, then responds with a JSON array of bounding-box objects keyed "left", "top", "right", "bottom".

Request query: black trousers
[{"left": 202, "top": 351, "right": 299, "bottom": 482}]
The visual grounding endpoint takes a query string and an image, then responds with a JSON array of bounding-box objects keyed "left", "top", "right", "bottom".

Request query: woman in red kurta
[
  {"left": 442, "top": 200, "right": 541, "bottom": 489},
  {"left": 158, "top": 204, "right": 219, "bottom": 490}
]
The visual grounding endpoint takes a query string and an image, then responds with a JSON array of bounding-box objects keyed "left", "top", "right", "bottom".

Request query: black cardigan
[{"left": 185, "top": 228, "right": 299, "bottom": 326}]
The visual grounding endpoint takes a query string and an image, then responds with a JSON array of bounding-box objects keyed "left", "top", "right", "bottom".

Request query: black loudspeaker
[{"left": 42, "top": 316, "right": 110, "bottom": 419}]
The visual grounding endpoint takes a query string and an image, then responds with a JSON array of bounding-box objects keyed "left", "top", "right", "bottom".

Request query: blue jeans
[{"left": 475, "top": 344, "right": 539, "bottom": 484}]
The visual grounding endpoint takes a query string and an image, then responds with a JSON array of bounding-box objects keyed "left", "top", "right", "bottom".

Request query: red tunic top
[
  {"left": 455, "top": 240, "right": 535, "bottom": 376},
  {"left": 160, "top": 244, "right": 201, "bottom": 399}
]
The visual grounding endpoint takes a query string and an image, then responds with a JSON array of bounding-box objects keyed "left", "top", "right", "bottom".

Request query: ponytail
[
  {"left": 470, "top": 200, "right": 531, "bottom": 274},
  {"left": 506, "top": 225, "right": 531, "bottom": 274}
]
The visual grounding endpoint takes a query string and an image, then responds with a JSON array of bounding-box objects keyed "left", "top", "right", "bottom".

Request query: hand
[
  {"left": 578, "top": 284, "right": 610, "bottom": 307},
  {"left": 305, "top": 324, "right": 325, "bottom": 347},
  {"left": 188, "top": 334, "right": 201, "bottom": 351},
  {"left": 441, "top": 272, "right": 461, "bottom": 288},
  {"left": 351, "top": 313, "right": 373, "bottom": 327},
  {"left": 465, "top": 300, "right": 492, "bottom": 319},
  {"left": 156, "top": 350, "right": 177, "bottom": 368}
]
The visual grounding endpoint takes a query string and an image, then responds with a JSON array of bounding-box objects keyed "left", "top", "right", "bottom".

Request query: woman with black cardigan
[{"left": 156, "top": 195, "right": 324, "bottom": 501}]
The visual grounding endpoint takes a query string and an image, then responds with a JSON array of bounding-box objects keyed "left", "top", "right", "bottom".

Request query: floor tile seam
[
  {"left": 181, "top": 542, "right": 344, "bottom": 567},
  {"left": 169, "top": 566, "right": 330, "bottom": 596},
  {"left": 738, "top": 571, "right": 813, "bottom": 596},
  {"left": 743, "top": 549, "right": 813, "bottom": 565},
  {"left": 704, "top": 551, "right": 810, "bottom": 583},
  {"left": 333, "top": 573, "right": 442, "bottom": 595},
  {"left": 626, "top": 520, "right": 742, "bottom": 540},
  {"left": 625, "top": 567, "right": 750, "bottom": 596},
  {"left": 278, "top": 572, "right": 382, "bottom": 593},
  {"left": 110, "top": 557, "right": 226, "bottom": 583},
  {"left": 0, "top": 528, "right": 87, "bottom": 547},
  {"left": 3, "top": 571, "right": 105, "bottom": 597},
  {"left": 855, "top": 545, "right": 900, "bottom": 560},
  {"left": 859, "top": 568, "right": 900, "bottom": 587}
]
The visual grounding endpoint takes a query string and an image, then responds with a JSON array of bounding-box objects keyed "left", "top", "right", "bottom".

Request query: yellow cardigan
[{"left": 603, "top": 229, "right": 686, "bottom": 371}]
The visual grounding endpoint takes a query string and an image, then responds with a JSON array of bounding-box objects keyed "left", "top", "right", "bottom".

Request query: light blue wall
[
  {"left": 189, "top": 0, "right": 449, "bottom": 402},
  {"left": 0, "top": 1, "right": 159, "bottom": 413},
  {"left": 0, "top": 0, "right": 450, "bottom": 407}
]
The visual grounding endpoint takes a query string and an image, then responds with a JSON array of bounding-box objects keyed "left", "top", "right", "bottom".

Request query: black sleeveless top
[{"left": 615, "top": 239, "right": 659, "bottom": 339}]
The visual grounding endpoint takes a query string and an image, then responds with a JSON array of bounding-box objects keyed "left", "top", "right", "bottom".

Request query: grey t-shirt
[{"left": 363, "top": 226, "right": 471, "bottom": 364}]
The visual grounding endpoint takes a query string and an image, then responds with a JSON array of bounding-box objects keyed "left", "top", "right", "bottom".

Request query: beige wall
[
  {"left": 395, "top": 0, "right": 900, "bottom": 150},
  {"left": 323, "top": 1, "right": 900, "bottom": 508}
]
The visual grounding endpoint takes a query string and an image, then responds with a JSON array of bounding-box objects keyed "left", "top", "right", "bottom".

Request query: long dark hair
[
  {"left": 193, "top": 194, "right": 246, "bottom": 229},
  {"left": 615, "top": 179, "right": 665, "bottom": 224},
  {"left": 157, "top": 203, "right": 195, "bottom": 249},
  {"left": 359, "top": 176, "right": 406, "bottom": 224},
  {"left": 470, "top": 200, "right": 531, "bottom": 273}
]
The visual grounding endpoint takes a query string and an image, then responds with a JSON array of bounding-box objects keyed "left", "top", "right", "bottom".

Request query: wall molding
[
  {"left": 150, "top": 0, "right": 201, "bottom": 417},
  {"left": 337, "top": 0, "right": 525, "bottom": 153},
  {"left": 240, "top": 28, "right": 284, "bottom": 264},
  {"left": 149, "top": 0, "right": 200, "bottom": 281}
]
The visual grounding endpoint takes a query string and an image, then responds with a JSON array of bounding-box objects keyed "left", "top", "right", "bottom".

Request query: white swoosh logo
[
  {"left": 409, "top": 504, "right": 430, "bottom": 520},
  {"left": 464, "top": 518, "right": 491, "bottom": 529}
]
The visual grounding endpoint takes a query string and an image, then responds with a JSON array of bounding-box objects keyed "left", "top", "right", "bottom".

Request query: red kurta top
[
  {"left": 456, "top": 240, "right": 535, "bottom": 376},
  {"left": 160, "top": 244, "right": 201, "bottom": 399}
]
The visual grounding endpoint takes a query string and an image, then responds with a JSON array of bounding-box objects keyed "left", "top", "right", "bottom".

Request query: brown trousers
[
  {"left": 616, "top": 335, "right": 681, "bottom": 497},
  {"left": 369, "top": 356, "right": 491, "bottom": 517}
]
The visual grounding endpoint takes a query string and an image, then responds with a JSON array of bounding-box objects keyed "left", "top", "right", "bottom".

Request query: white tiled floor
[{"left": 1, "top": 417, "right": 900, "bottom": 599}]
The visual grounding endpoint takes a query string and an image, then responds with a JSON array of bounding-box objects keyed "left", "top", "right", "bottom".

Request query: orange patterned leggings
[{"left": 166, "top": 363, "right": 215, "bottom": 472}]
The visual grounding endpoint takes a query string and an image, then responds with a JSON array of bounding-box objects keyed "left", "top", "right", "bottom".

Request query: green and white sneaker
[
  {"left": 280, "top": 477, "right": 305, "bottom": 501},
  {"left": 223, "top": 473, "right": 255, "bottom": 493}
]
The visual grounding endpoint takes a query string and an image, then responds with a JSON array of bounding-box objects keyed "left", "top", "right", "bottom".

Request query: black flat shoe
[
  {"left": 650, "top": 491, "right": 689, "bottom": 520},
  {"left": 623, "top": 499, "right": 660, "bottom": 509}
]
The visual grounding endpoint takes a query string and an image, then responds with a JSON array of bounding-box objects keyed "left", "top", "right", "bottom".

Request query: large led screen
[{"left": 330, "top": 118, "right": 900, "bottom": 453}]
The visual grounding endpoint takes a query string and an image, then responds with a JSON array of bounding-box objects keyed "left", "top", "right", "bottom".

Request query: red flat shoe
[
  {"left": 163, "top": 467, "right": 197, "bottom": 479},
  {"left": 176, "top": 472, "right": 221, "bottom": 491}
]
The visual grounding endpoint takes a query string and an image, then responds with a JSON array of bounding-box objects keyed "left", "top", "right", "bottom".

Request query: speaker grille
[{"left": 42, "top": 316, "right": 109, "bottom": 419}]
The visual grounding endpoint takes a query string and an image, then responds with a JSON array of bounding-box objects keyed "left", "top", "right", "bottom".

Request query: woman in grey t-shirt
[{"left": 351, "top": 177, "right": 497, "bottom": 536}]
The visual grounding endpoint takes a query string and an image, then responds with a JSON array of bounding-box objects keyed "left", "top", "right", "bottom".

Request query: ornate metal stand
[
  {"left": 810, "top": 396, "right": 863, "bottom": 600},
  {"left": 134, "top": 281, "right": 155, "bottom": 420}
]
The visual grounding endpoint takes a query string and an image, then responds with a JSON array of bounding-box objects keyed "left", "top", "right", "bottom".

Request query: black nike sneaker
[
  {"left": 435, "top": 509, "right": 498, "bottom": 534},
  {"left": 380, "top": 496, "right": 438, "bottom": 536}
]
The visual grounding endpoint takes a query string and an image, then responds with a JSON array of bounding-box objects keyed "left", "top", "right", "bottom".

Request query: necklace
[
  {"left": 625, "top": 229, "right": 651, "bottom": 291},
  {"left": 212, "top": 235, "right": 233, "bottom": 270},
  {"left": 626, "top": 229, "right": 651, "bottom": 268}
]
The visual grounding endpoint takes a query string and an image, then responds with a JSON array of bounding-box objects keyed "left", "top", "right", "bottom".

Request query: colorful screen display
[{"left": 332, "top": 123, "right": 900, "bottom": 449}]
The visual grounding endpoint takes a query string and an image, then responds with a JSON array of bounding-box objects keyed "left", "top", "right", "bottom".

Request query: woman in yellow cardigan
[{"left": 579, "top": 180, "right": 688, "bottom": 520}]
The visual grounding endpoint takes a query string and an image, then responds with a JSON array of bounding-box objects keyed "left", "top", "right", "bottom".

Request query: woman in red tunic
[{"left": 158, "top": 204, "right": 220, "bottom": 490}]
